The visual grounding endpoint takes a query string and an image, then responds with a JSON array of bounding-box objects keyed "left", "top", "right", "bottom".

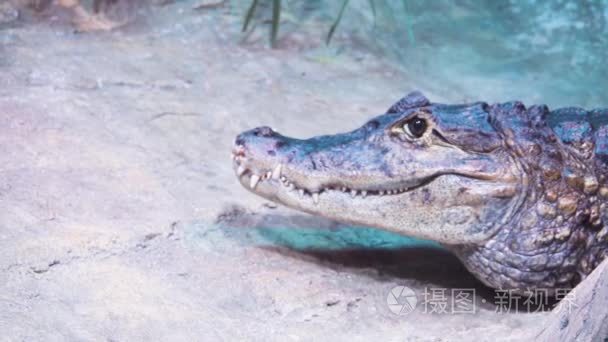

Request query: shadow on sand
[
  {"left": 213, "top": 205, "right": 560, "bottom": 312},
  {"left": 216, "top": 206, "right": 497, "bottom": 298}
]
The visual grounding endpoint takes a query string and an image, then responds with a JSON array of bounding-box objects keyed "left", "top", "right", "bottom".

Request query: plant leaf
[
  {"left": 326, "top": 0, "right": 350, "bottom": 45},
  {"left": 271, "top": 0, "right": 281, "bottom": 48},
  {"left": 242, "top": 0, "right": 259, "bottom": 32}
]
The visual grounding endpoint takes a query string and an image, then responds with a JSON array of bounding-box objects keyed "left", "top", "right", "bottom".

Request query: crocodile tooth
[
  {"left": 280, "top": 176, "right": 287, "bottom": 181},
  {"left": 288, "top": 184, "right": 295, "bottom": 191},
  {"left": 299, "top": 189, "right": 305, "bottom": 198},
  {"left": 361, "top": 190, "right": 367, "bottom": 198},
  {"left": 341, "top": 187, "right": 347, "bottom": 192},
  {"left": 351, "top": 190, "right": 358, "bottom": 198},
  {"left": 265, "top": 171, "right": 272, "bottom": 179},
  {"left": 379, "top": 190, "right": 385, "bottom": 195},
  {"left": 250, "top": 175, "right": 260, "bottom": 189},
  {"left": 312, "top": 193, "right": 319, "bottom": 204},
  {"left": 237, "top": 165, "right": 246, "bottom": 176},
  {"left": 272, "top": 164, "right": 283, "bottom": 180}
]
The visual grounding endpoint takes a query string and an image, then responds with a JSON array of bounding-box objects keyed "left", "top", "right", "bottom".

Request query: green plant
[
  {"left": 242, "top": 0, "right": 281, "bottom": 48},
  {"left": 327, "top": 0, "right": 376, "bottom": 44},
  {"left": 242, "top": 0, "right": 377, "bottom": 48}
]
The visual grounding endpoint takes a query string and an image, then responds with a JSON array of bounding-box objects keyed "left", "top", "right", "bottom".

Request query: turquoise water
[
  {"left": 357, "top": 0, "right": 608, "bottom": 107},
  {"left": 252, "top": 225, "right": 441, "bottom": 250},
  {"left": 240, "top": 0, "right": 607, "bottom": 108},
  {"left": 208, "top": 210, "right": 442, "bottom": 251}
]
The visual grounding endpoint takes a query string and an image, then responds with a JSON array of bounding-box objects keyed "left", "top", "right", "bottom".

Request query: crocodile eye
[{"left": 404, "top": 117, "right": 427, "bottom": 138}]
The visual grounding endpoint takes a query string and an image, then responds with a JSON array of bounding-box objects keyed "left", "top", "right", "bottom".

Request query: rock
[{"left": 537, "top": 259, "right": 608, "bottom": 341}]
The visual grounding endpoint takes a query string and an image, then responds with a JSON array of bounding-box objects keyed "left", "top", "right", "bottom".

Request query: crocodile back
[{"left": 549, "top": 107, "right": 608, "bottom": 165}]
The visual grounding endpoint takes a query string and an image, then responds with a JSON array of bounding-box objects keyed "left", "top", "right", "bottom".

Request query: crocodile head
[{"left": 232, "top": 92, "right": 524, "bottom": 246}]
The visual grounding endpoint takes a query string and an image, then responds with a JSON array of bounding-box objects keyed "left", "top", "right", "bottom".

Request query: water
[{"left": 248, "top": 0, "right": 608, "bottom": 108}]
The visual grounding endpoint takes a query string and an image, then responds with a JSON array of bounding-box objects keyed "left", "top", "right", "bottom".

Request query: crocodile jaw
[
  {"left": 233, "top": 160, "right": 520, "bottom": 244},
  {"left": 232, "top": 123, "right": 522, "bottom": 245}
]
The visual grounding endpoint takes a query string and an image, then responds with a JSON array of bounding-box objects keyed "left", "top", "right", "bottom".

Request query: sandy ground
[{"left": 0, "top": 2, "right": 549, "bottom": 341}]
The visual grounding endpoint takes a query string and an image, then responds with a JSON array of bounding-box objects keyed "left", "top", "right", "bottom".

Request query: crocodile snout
[
  {"left": 233, "top": 126, "right": 286, "bottom": 160},
  {"left": 232, "top": 126, "right": 293, "bottom": 192}
]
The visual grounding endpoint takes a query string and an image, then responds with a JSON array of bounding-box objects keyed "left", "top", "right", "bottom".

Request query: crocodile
[{"left": 231, "top": 91, "right": 608, "bottom": 292}]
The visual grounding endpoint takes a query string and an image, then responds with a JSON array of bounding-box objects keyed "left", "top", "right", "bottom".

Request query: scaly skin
[{"left": 232, "top": 91, "right": 608, "bottom": 292}]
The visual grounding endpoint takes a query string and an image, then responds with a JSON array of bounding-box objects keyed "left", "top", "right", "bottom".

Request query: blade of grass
[
  {"left": 270, "top": 0, "right": 281, "bottom": 48},
  {"left": 326, "top": 0, "right": 350, "bottom": 45},
  {"left": 242, "top": 0, "right": 259, "bottom": 32}
]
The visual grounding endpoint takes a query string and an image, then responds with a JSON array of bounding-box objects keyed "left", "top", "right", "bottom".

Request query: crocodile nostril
[
  {"left": 253, "top": 126, "right": 274, "bottom": 137},
  {"left": 235, "top": 137, "right": 245, "bottom": 146}
]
